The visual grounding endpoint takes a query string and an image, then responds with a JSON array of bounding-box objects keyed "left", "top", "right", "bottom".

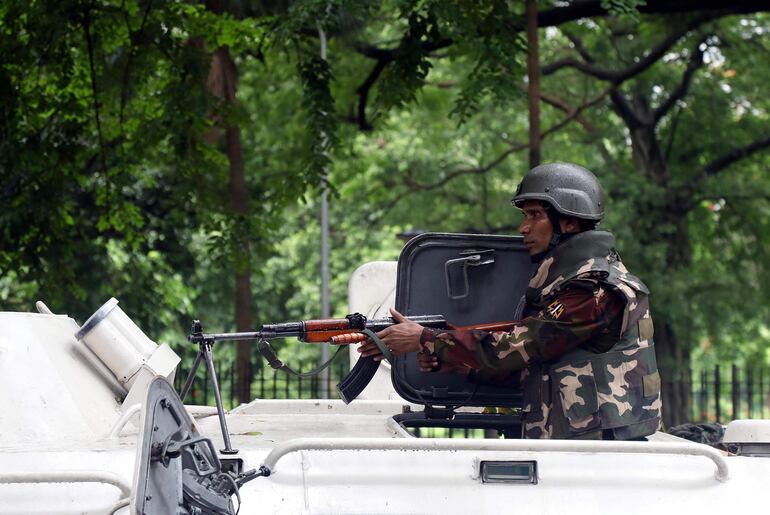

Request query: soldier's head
[{"left": 512, "top": 162, "right": 604, "bottom": 257}]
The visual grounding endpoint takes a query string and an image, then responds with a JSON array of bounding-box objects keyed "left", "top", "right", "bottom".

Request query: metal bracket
[
  {"left": 444, "top": 249, "right": 495, "bottom": 300},
  {"left": 424, "top": 405, "right": 456, "bottom": 420}
]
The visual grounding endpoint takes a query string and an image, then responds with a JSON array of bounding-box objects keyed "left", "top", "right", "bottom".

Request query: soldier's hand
[
  {"left": 357, "top": 308, "right": 422, "bottom": 361},
  {"left": 417, "top": 351, "right": 439, "bottom": 372},
  {"left": 357, "top": 338, "right": 385, "bottom": 359}
]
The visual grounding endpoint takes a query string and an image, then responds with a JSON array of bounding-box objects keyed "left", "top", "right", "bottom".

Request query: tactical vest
[{"left": 520, "top": 231, "right": 662, "bottom": 440}]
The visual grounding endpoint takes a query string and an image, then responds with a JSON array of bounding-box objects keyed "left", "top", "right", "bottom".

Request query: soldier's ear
[{"left": 560, "top": 217, "right": 580, "bottom": 234}]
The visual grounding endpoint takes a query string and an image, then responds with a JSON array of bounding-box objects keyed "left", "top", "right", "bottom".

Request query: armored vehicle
[{"left": 1, "top": 233, "right": 768, "bottom": 514}]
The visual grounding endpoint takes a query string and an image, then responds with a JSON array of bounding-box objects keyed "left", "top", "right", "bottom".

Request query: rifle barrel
[
  {"left": 189, "top": 314, "right": 447, "bottom": 344},
  {"left": 364, "top": 315, "right": 447, "bottom": 332},
  {"left": 190, "top": 329, "right": 303, "bottom": 342}
]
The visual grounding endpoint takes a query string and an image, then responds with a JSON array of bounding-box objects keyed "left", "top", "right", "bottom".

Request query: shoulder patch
[{"left": 545, "top": 300, "right": 565, "bottom": 320}]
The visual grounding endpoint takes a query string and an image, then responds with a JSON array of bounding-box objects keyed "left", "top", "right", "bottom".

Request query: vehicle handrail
[
  {"left": 0, "top": 470, "right": 131, "bottom": 497},
  {"left": 108, "top": 403, "right": 141, "bottom": 437},
  {"left": 261, "top": 437, "right": 729, "bottom": 482}
]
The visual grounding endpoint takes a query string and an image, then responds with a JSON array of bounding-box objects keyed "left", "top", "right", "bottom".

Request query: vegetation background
[{"left": 1, "top": 0, "right": 768, "bottom": 426}]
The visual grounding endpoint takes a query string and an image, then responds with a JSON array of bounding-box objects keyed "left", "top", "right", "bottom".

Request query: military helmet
[{"left": 511, "top": 162, "right": 604, "bottom": 221}]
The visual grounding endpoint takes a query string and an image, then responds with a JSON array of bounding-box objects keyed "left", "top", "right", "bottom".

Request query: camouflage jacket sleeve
[{"left": 420, "top": 281, "right": 624, "bottom": 377}]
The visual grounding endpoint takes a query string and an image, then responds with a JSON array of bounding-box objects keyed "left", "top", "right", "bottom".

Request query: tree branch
[
  {"left": 350, "top": 2, "right": 769, "bottom": 132},
  {"left": 560, "top": 28, "right": 596, "bottom": 64},
  {"left": 120, "top": 0, "right": 155, "bottom": 127},
  {"left": 692, "top": 192, "right": 770, "bottom": 205},
  {"left": 542, "top": 14, "right": 719, "bottom": 84},
  {"left": 401, "top": 90, "right": 610, "bottom": 192},
  {"left": 82, "top": 6, "right": 108, "bottom": 174},
  {"left": 609, "top": 89, "right": 644, "bottom": 129},
  {"left": 698, "top": 136, "right": 770, "bottom": 181},
  {"left": 654, "top": 35, "right": 708, "bottom": 122},
  {"left": 663, "top": 104, "right": 684, "bottom": 160},
  {"left": 539, "top": 91, "right": 595, "bottom": 132},
  {"left": 402, "top": 142, "right": 528, "bottom": 192},
  {"left": 538, "top": 0, "right": 770, "bottom": 27},
  {"left": 678, "top": 135, "right": 770, "bottom": 210},
  {"left": 354, "top": 59, "right": 387, "bottom": 131},
  {"left": 352, "top": 38, "right": 452, "bottom": 130},
  {"left": 541, "top": 87, "right": 611, "bottom": 138}
]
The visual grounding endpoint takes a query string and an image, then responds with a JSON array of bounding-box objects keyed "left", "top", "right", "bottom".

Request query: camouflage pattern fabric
[{"left": 420, "top": 230, "right": 662, "bottom": 440}]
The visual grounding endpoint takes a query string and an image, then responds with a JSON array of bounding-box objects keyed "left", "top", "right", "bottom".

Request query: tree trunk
[
  {"left": 652, "top": 317, "right": 691, "bottom": 428},
  {"left": 227, "top": 120, "right": 253, "bottom": 405},
  {"left": 612, "top": 92, "right": 692, "bottom": 427},
  {"left": 205, "top": 0, "right": 253, "bottom": 404},
  {"left": 654, "top": 203, "right": 693, "bottom": 427}
]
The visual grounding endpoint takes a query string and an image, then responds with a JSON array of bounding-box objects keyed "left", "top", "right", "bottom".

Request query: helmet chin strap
[{"left": 546, "top": 207, "right": 563, "bottom": 249}]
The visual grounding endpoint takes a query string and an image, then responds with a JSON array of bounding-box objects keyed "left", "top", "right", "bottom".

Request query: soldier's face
[{"left": 518, "top": 201, "right": 553, "bottom": 255}]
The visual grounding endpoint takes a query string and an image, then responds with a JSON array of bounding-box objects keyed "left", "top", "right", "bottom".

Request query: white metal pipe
[
  {"left": 111, "top": 498, "right": 130, "bottom": 514},
  {"left": 261, "top": 437, "right": 730, "bottom": 482},
  {"left": 0, "top": 470, "right": 131, "bottom": 497},
  {"left": 385, "top": 416, "right": 414, "bottom": 438},
  {"left": 108, "top": 403, "right": 142, "bottom": 437},
  {"left": 35, "top": 301, "right": 54, "bottom": 315}
]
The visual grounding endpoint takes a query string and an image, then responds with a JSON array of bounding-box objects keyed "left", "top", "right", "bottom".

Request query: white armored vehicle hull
[{"left": 2, "top": 234, "right": 769, "bottom": 514}]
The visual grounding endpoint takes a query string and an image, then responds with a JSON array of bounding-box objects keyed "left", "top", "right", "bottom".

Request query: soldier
[{"left": 359, "top": 162, "right": 662, "bottom": 440}]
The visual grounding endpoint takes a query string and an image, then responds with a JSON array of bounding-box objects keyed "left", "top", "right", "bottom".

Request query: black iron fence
[
  {"left": 688, "top": 364, "right": 770, "bottom": 422},
  {"left": 175, "top": 359, "right": 770, "bottom": 422},
  {"left": 174, "top": 359, "right": 352, "bottom": 409}
]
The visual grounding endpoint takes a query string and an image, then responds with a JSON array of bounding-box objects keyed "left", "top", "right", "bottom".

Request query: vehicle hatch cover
[{"left": 391, "top": 232, "right": 532, "bottom": 408}]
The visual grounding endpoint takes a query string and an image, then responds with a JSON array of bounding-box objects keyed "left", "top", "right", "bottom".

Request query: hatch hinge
[{"left": 423, "top": 405, "right": 456, "bottom": 420}]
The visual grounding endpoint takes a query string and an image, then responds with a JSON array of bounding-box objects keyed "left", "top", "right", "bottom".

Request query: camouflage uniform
[{"left": 420, "top": 230, "right": 662, "bottom": 440}]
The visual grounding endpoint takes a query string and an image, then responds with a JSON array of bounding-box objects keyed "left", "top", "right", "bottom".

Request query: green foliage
[
  {"left": 1, "top": 1, "right": 768, "bottom": 394},
  {"left": 374, "top": 2, "right": 439, "bottom": 111},
  {"left": 298, "top": 53, "right": 338, "bottom": 183},
  {"left": 440, "top": 0, "right": 528, "bottom": 122},
  {"left": 1, "top": 0, "right": 212, "bottom": 323},
  {"left": 601, "top": 0, "right": 647, "bottom": 22}
]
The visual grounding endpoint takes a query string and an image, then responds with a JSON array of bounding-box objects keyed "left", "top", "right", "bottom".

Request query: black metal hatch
[{"left": 390, "top": 232, "right": 533, "bottom": 411}]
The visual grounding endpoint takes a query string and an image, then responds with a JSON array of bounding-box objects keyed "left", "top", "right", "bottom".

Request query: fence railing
[
  {"left": 688, "top": 364, "right": 770, "bottom": 422},
  {"left": 175, "top": 359, "right": 770, "bottom": 423},
  {"left": 174, "top": 359, "right": 352, "bottom": 409}
]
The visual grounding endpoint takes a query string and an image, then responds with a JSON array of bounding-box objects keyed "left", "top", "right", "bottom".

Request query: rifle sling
[
  {"left": 361, "top": 329, "right": 393, "bottom": 363},
  {"left": 257, "top": 339, "right": 347, "bottom": 378},
  {"left": 255, "top": 327, "right": 391, "bottom": 386}
]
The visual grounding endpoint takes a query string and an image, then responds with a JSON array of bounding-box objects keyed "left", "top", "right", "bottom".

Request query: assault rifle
[
  {"left": 187, "top": 312, "right": 516, "bottom": 401},
  {"left": 182, "top": 312, "right": 513, "bottom": 453},
  {"left": 186, "top": 313, "right": 449, "bottom": 405}
]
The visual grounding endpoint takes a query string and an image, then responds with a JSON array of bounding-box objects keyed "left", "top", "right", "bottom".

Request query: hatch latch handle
[{"left": 444, "top": 249, "right": 495, "bottom": 300}]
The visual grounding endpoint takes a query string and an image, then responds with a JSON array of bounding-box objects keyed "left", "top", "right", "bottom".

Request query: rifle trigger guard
[{"left": 257, "top": 339, "right": 284, "bottom": 370}]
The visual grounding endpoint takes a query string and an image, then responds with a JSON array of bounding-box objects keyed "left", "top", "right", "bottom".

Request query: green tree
[
  {"left": 0, "top": 0, "right": 218, "bottom": 332},
  {"left": 268, "top": 1, "right": 770, "bottom": 424},
  {"left": 537, "top": 14, "right": 770, "bottom": 425},
  {"left": 2, "top": 1, "right": 769, "bottom": 424}
]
